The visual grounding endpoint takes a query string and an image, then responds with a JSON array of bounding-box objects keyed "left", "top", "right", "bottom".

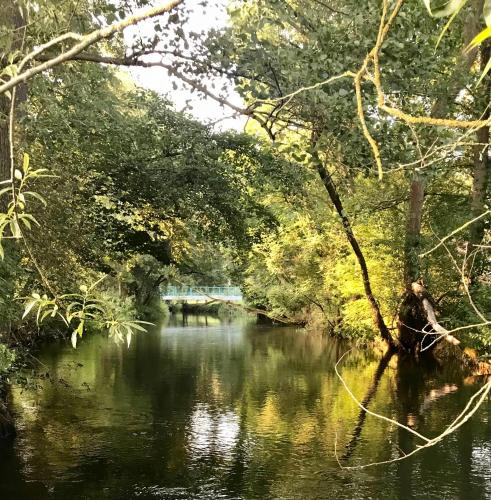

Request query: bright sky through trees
[{"left": 124, "top": 0, "right": 246, "bottom": 130}]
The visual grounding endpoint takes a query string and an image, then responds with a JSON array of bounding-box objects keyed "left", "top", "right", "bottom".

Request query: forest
[{"left": 0, "top": 0, "right": 490, "bottom": 497}]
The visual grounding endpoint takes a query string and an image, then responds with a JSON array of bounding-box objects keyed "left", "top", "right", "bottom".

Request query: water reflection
[{"left": 0, "top": 314, "right": 489, "bottom": 499}]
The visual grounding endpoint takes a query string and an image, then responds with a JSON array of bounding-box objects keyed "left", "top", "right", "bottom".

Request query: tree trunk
[
  {"left": 469, "top": 44, "right": 490, "bottom": 279},
  {"left": 0, "top": 1, "right": 26, "bottom": 211},
  {"left": 0, "top": 94, "right": 9, "bottom": 208},
  {"left": 399, "top": 3, "right": 484, "bottom": 350},
  {"left": 404, "top": 172, "right": 425, "bottom": 285},
  {"left": 313, "top": 153, "right": 396, "bottom": 349}
]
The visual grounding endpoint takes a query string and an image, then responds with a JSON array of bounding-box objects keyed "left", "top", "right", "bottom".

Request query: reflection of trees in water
[
  {"left": 336, "top": 350, "right": 490, "bottom": 499},
  {"left": 6, "top": 322, "right": 490, "bottom": 499},
  {"left": 342, "top": 350, "right": 394, "bottom": 461}
]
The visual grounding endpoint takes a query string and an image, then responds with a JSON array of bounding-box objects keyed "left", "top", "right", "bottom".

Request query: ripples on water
[{"left": 0, "top": 314, "right": 489, "bottom": 499}]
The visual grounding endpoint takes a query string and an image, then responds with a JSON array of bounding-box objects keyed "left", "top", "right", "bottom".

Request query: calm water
[{"left": 0, "top": 314, "right": 489, "bottom": 499}]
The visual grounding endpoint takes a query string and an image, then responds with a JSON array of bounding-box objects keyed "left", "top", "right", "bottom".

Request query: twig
[
  {"left": 335, "top": 349, "right": 491, "bottom": 469},
  {"left": 420, "top": 210, "right": 491, "bottom": 257},
  {"left": 0, "top": 0, "right": 184, "bottom": 96}
]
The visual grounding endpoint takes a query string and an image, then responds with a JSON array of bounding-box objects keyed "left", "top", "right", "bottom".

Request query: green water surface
[{"left": 0, "top": 314, "right": 489, "bottom": 499}]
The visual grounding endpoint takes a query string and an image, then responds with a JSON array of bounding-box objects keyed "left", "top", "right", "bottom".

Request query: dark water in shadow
[{"left": 0, "top": 314, "right": 489, "bottom": 499}]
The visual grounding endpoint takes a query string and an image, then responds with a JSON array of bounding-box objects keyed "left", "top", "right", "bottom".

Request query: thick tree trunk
[
  {"left": 470, "top": 126, "right": 489, "bottom": 247},
  {"left": 404, "top": 172, "right": 425, "bottom": 285},
  {"left": 398, "top": 282, "right": 460, "bottom": 351},
  {"left": 0, "top": 94, "right": 9, "bottom": 203},
  {"left": 399, "top": 4, "right": 484, "bottom": 349},
  {"left": 469, "top": 44, "right": 490, "bottom": 278},
  {"left": 313, "top": 154, "right": 396, "bottom": 349},
  {"left": 403, "top": 6, "right": 482, "bottom": 286}
]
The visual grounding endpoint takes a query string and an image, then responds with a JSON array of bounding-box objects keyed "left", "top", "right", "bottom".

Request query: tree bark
[
  {"left": 469, "top": 44, "right": 490, "bottom": 271},
  {"left": 403, "top": 0, "right": 484, "bottom": 288},
  {"left": 404, "top": 172, "right": 425, "bottom": 285},
  {"left": 313, "top": 153, "right": 396, "bottom": 349},
  {"left": 400, "top": 3, "right": 484, "bottom": 349},
  {"left": 399, "top": 282, "right": 460, "bottom": 352}
]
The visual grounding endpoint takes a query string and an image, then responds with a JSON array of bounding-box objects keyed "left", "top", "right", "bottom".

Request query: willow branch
[
  {"left": 420, "top": 210, "right": 491, "bottom": 257},
  {"left": 0, "top": 0, "right": 184, "bottom": 96}
]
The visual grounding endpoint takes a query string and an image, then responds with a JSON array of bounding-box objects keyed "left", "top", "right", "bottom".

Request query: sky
[{"left": 123, "top": 1, "right": 246, "bottom": 131}]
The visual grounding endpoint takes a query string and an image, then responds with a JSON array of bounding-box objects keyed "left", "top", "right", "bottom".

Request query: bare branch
[
  {"left": 420, "top": 210, "right": 491, "bottom": 257},
  {"left": 335, "top": 350, "right": 491, "bottom": 469},
  {"left": 0, "top": 0, "right": 184, "bottom": 96}
]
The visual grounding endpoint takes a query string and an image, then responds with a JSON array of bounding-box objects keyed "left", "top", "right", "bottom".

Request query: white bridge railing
[{"left": 161, "top": 286, "right": 243, "bottom": 303}]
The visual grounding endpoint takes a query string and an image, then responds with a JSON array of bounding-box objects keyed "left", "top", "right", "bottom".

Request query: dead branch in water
[{"left": 335, "top": 350, "right": 491, "bottom": 469}]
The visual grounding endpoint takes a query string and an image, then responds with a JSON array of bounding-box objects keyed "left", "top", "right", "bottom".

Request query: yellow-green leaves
[
  {"left": 22, "top": 153, "right": 30, "bottom": 172},
  {"left": 423, "top": 0, "right": 467, "bottom": 17},
  {"left": 435, "top": 0, "right": 468, "bottom": 48},
  {"left": 21, "top": 278, "right": 153, "bottom": 349},
  {"left": 423, "top": 0, "right": 491, "bottom": 84},
  {"left": 484, "top": 0, "right": 491, "bottom": 25},
  {"left": 71, "top": 320, "right": 85, "bottom": 349},
  {"left": 0, "top": 152, "right": 49, "bottom": 259},
  {"left": 468, "top": 26, "right": 491, "bottom": 50},
  {"left": 466, "top": 21, "right": 491, "bottom": 84}
]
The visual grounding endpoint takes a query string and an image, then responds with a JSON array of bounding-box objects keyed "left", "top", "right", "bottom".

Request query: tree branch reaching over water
[
  {"left": 0, "top": 0, "right": 184, "bottom": 96},
  {"left": 335, "top": 349, "right": 491, "bottom": 469}
]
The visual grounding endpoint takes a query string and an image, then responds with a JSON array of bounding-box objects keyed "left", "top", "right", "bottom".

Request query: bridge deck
[{"left": 161, "top": 286, "right": 243, "bottom": 303}]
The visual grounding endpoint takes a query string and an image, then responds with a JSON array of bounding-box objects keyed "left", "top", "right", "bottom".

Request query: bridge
[{"left": 161, "top": 286, "right": 243, "bottom": 303}]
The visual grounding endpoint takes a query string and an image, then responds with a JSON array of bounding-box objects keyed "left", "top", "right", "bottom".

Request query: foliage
[
  {"left": 423, "top": 0, "right": 491, "bottom": 82},
  {"left": 0, "top": 0, "right": 489, "bottom": 352},
  {"left": 0, "top": 153, "right": 49, "bottom": 259},
  {"left": 22, "top": 278, "right": 151, "bottom": 348},
  {"left": 0, "top": 343, "right": 15, "bottom": 375}
]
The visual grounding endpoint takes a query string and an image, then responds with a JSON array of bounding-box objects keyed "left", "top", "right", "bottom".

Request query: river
[{"left": 0, "top": 314, "right": 489, "bottom": 499}]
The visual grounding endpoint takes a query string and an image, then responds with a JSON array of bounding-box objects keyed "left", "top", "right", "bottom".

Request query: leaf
[
  {"left": 10, "top": 220, "right": 21, "bottom": 238},
  {"left": 477, "top": 56, "right": 491, "bottom": 85},
  {"left": 435, "top": 0, "right": 467, "bottom": 48},
  {"left": 423, "top": 0, "right": 466, "bottom": 17},
  {"left": 125, "top": 321, "right": 150, "bottom": 332},
  {"left": 126, "top": 332, "right": 132, "bottom": 348},
  {"left": 77, "top": 319, "right": 85, "bottom": 336},
  {"left": 14, "top": 169, "right": 22, "bottom": 180},
  {"left": 19, "top": 216, "right": 31, "bottom": 230},
  {"left": 18, "top": 213, "right": 40, "bottom": 227},
  {"left": 23, "top": 191, "right": 47, "bottom": 206},
  {"left": 22, "top": 153, "right": 29, "bottom": 172},
  {"left": 40, "top": 310, "right": 53, "bottom": 322},
  {"left": 485, "top": 0, "right": 491, "bottom": 26},
  {"left": 22, "top": 300, "right": 37, "bottom": 319},
  {"left": 36, "top": 304, "right": 42, "bottom": 325},
  {"left": 466, "top": 26, "right": 491, "bottom": 51},
  {"left": 71, "top": 331, "right": 78, "bottom": 349}
]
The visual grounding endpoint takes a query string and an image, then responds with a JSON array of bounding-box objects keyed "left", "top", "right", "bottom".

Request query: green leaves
[
  {"left": 0, "top": 151, "right": 50, "bottom": 259},
  {"left": 21, "top": 277, "right": 153, "bottom": 349},
  {"left": 422, "top": 0, "right": 491, "bottom": 83},
  {"left": 422, "top": 0, "right": 466, "bottom": 17},
  {"left": 105, "top": 319, "right": 152, "bottom": 347}
]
